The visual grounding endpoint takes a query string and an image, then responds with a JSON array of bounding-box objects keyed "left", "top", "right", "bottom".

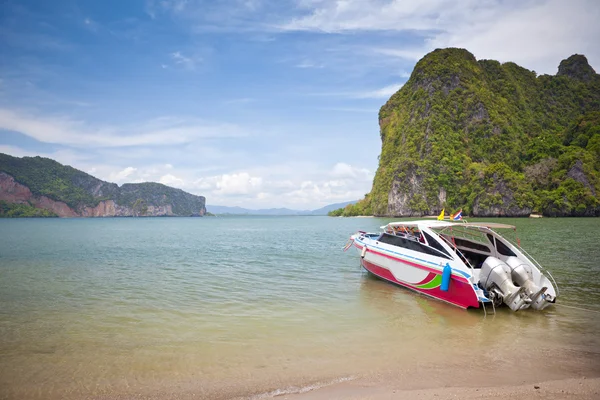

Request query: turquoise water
[{"left": 0, "top": 216, "right": 599, "bottom": 399}]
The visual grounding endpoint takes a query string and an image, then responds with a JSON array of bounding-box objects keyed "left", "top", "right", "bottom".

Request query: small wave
[{"left": 245, "top": 376, "right": 356, "bottom": 399}]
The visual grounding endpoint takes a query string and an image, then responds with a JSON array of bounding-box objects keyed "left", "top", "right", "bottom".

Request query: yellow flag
[{"left": 437, "top": 208, "right": 445, "bottom": 220}]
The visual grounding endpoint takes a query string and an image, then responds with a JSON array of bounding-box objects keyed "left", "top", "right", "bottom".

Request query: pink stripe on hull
[{"left": 361, "top": 258, "right": 480, "bottom": 309}]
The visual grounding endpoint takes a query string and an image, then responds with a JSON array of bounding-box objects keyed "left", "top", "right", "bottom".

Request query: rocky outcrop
[
  {"left": 79, "top": 200, "right": 175, "bottom": 217},
  {"left": 567, "top": 160, "right": 596, "bottom": 196},
  {"left": 31, "top": 196, "right": 79, "bottom": 217},
  {"left": 0, "top": 156, "right": 207, "bottom": 218},
  {"left": 359, "top": 48, "right": 600, "bottom": 218},
  {"left": 0, "top": 172, "right": 32, "bottom": 203},
  {"left": 557, "top": 54, "right": 596, "bottom": 82},
  {"left": 0, "top": 172, "right": 78, "bottom": 217},
  {"left": 472, "top": 182, "right": 532, "bottom": 217},
  {"left": 386, "top": 166, "right": 447, "bottom": 216}
]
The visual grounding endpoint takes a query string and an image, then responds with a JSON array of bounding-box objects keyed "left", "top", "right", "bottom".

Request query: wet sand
[
  {"left": 267, "top": 339, "right": 600, "bottom": 400},
  {"left": 284, "top": 377, "right": 600, "bottom": 400}
]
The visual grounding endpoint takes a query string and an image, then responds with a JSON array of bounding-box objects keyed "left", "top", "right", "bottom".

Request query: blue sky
[{"left": 1, "top": 0, "right": 599, "bottom": 209}]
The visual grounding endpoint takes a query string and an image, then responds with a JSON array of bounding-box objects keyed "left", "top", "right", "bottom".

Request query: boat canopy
[{"left": 380, "top": 220, "right": 516, "bottom": 230}]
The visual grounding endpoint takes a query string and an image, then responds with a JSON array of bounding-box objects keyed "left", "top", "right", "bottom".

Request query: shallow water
[{"left": 0, "top": 216, "right": 599, "bottom": 399}]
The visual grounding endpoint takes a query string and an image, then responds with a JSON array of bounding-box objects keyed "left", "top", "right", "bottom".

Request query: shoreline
[{"left": 280, "top": 377, "right": 600, "bottom": 400}]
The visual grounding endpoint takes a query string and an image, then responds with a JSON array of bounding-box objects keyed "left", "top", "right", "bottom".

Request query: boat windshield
[
  {"left": 430, "top": 225, "right": 521, "bottom": 269},
  {"left": 378, "top": 228, "right": 453, "bottom": 260},
  {"left": 432, "top": 225, "right": 492, "bottom": 248}
]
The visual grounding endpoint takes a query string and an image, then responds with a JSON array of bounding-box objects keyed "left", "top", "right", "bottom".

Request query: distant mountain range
[{"left": 207, "top": 200, "right": 358, "bottom": 216}]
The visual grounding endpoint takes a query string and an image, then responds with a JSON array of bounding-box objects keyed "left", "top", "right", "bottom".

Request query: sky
[{"left": 1, "top": 0, "right": 599, "bottom": 209}]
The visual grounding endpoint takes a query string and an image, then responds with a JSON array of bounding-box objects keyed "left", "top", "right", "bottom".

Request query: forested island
[
  {"left": 0, "top": 153, "right": 206, "bottom": 217},
  {"left": 331, "top": 48, "right": 599, "bottom": 217}
]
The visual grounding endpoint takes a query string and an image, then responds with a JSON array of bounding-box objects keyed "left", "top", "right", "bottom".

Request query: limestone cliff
[
  {"left": 337, "top": 48, "right": 600, "bottom": 217},
  {"left": 0, "top": 154, "right": 206, "bottom": 217}
]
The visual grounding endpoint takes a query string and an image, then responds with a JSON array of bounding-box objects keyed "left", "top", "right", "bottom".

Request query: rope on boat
[
  {"left": 342, "top": 238, "right": 354, "bottom": 252},
  {"left": 554, "top": 303, "right": 600, "bottom": 314}
]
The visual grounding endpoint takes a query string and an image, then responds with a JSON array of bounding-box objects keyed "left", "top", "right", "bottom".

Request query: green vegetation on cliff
[
  {"left": 334, "top": 49, "right": 600, "bottom": 217},
  {"left": 0, "top": 153, "right": 207, "bottom": 216},
  {"left": 0, "top": 201, "right": 58, "bottom": 218},
  {"left": 0, "top": 153, "right": 116, "bottom": 209},
  {"left": 117, "top": 182, "right": 206, "bottom": 216}
]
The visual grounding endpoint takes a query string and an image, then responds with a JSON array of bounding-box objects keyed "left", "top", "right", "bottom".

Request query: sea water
[{"left": 0, "top": 216, "right": 599, "bottom": 399}]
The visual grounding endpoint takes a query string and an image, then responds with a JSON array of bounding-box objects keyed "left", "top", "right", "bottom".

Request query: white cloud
[
  {"left": 194, "top": 172, "right": 264, "bottom": 195},
  {"left": 83, "top": 18, "right": 99, "bottom": 33},
  {"left": 373, "top": 47, "right": 427, "bottom": 61},
  {"left": 159, "top": 173, "right": 184, "bottom": 186},
  {"left": 319, "top": 107, "right": 377, "bottom": 113},
  {"left": 170, "top": 51, "right": 199, "bottom": 70},
  {"left": 282, "top": 0, "right": 454, "bottom": 33},
  {"left": 331, "top": 162, "right": 371, "bottom": 179},
  {"left": 186, "top": 162, "right": 373, "bottom": 208},
  {"left": 0, "top": 145, "right": 92, "bottom": 167},
  {"left": 217, "top": 172, "right": 263, "bottom": 195},
  {"left": 0, "top": 145, "right": 42, "bottom": 158},
  {"left": 295, "top": 60, "right": 324, "bottom": 68},
  {"left": 146, "top": 0, "right": 190, "bottom": 17},
  {"left": 0, "top": 108, "right": 249, "bottom": 148},
  {"left": 354, "top": 83, "right": 404, "bottom": 99},
  {"left": 308, "top": 83, "right": 405, "bottom": 99},
  {"left": 280, "top": 0, "right": 600, "bottom": 74},
  {"left": 223, "top": 97, "right": 255, "bottom": 104},
  {"left": 110, "top": 167, "right": 137, "bottom": 182}
]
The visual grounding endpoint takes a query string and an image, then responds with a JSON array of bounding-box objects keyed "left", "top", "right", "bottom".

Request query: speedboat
[{"left": 346, "top": 220, "right": 558, "bottom": 312}]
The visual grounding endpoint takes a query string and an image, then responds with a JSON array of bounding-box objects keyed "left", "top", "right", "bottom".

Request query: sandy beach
[
  {"left": 283, "top": 377, "right": 600, "bottom": 400},
  {"left": 269, "top": 335, "right": 600, "bottom": 400}
]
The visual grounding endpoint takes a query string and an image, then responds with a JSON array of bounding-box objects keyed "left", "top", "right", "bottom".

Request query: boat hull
[{"left": 355, "top": 242, "right": 480, "bottom": 309}]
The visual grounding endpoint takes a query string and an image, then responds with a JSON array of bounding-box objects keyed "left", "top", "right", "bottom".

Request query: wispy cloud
[
  {"left": 307, "top": 83, "right": 405, "bottom": 99},
  {"left": 170, "top": 51, "right": 199, "bottom": 70},
  {"left": 141, "top": 0, "right": 600, "bottom": 74},
  {"left": 318, "top": 107, "right": 378, "bottom": 113},
  {"left": 223, "top": 97, "right": 255, "bottom": 104},
  {"left": 277, "top": 0, "right": 600, "bottom": 74},
  {"left": 354, "top": 83, "right": 404, "bottom": 99},
  {"left": 83, "top": 17, "right": 100, "bottom": 33},
  {"left": 146, "top": 0, "right": 191, "bottom": 18},
  {"left": 373, "top": 47, "right": 427, "bottom": 61},
  {"left": 280, "top": 0, "right": 452, "bottom": 33},
  {"left": 295, "top": 60, "right": 324, "bottom": 69},
  {"left": 0, "top": 145, "right": 93, "bottom": 169},
  {"left": 0, "top": 108, "right": 249, "bottom": 148}
]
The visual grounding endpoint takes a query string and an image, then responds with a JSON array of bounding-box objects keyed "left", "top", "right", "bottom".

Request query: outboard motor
[
  {"left": 505, "top": 257, "right": 552, "bottom": 310},
  {"left": 479, "top": 257, "right": 530, "bottom": 311}
]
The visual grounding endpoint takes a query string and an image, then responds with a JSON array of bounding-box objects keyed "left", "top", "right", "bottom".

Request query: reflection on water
[{"left": 0, "top": 217, "right": 599, "bottom": 399}]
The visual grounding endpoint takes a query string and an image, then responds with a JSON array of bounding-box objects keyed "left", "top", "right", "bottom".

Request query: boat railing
[
  {"left": 438, "top": 225, "right": 490, "bottom": 245},
  {"left": 438, "top": 235, "right": 476, "bottom": 279}
]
